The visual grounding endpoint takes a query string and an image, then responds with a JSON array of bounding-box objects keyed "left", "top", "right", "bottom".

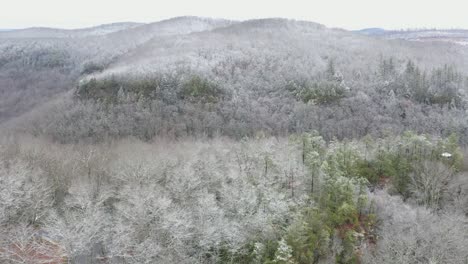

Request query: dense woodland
[{"left": 0, "top": 17, "right": 468, "bottom": 263}]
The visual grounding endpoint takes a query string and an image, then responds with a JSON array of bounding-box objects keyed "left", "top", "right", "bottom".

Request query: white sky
[{"left": 1, "top": 0, "right": 467, "bottom": 30}]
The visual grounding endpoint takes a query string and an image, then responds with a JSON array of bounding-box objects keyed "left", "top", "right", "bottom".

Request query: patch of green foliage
[
  {"left": 374, "top": 132, "right": 461, "bottom": 197},
  {"left": 76, "top": 75, "right": 225, "bottom": 105},
  {"left": 287, "top": 80, "right": 347, "bottom": 105},
  {"left": 179, "top": 76, "right": 224, "bottom": 103},
  {"left": 81, "top": 62, "right": 106, "bottom": 75},
  {"left": 287, "top": 60, "right": 348, "bottom": 105},
  {"left": 76, "top": 77, "right": 121, "bottom": 103}
]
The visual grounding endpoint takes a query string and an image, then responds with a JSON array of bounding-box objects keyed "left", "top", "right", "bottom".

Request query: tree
[
  {"left": 409, "top": 161, "right": 453, "bottom": 208},
  {"left": 362, "top": 191, "right": 468, "bottom": 264}
]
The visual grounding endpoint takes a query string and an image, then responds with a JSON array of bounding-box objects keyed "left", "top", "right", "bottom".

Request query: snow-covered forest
[{"left": 0, "top": 16, "right": 468, "bottom": 263}]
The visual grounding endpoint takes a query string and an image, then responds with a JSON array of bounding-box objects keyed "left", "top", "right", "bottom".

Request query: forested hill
[
  {"left": 1, "top": 17, "right": 468, "bottom": 143},
  {"left": 0, "top": 17, "right": 234, "bottom": 122},
  {"left": 1, "top": 16, "right": 468, "bottom": 264},
  {"left": 97, "top": 18, "right": 468, "bottom": 79}
]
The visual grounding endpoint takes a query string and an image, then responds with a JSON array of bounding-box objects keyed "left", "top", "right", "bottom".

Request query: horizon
[
  {"left": 2, "top": 16, "right": 468, "bottom": 32},
  {"left": 1, "top": 0, "right": 467, "bottom": 30}
]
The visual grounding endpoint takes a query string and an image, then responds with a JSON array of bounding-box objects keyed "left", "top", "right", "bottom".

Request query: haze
[{"left": 1, "top": 0, "right": 467, "bottom": 30}]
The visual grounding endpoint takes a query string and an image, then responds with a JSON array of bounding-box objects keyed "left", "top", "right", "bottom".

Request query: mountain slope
[
  {"left": 2, "top": 17, "right": 468, "bottom": 143},
  {"left": 93, "top": 16, "right": 237, "bottom": 55},
  {"left": 97, "top": 18, "right": 468, "bottom": 82},
  {"left": 0, "top": 17, "right": 237, "bottom": 123}
]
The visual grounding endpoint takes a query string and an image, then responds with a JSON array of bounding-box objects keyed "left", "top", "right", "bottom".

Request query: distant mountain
[
  {"left": 385, "top": 29, "right": 468, "bottom": 46},
  {"left": 99, "top": 16, "right": 236, "bottom": 48},
  {"left": 0, "top": 17, "right": 235, "bottom": 40},
  {"left": 98, "top": 18, "right": 468, "bottom": 79},
  {"left": 0, "top": 22, "right": 144, "bottom": 38},
  {"left": 356, "top": 28, "right": 468, "bottom": 46},
  {"left": 354, "top": 28, "right": 387, "bottom": 36}
]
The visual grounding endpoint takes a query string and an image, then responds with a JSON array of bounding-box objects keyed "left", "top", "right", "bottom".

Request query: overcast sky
[{"left": 1, "top": 0, "right": 467, "bottom": 30}]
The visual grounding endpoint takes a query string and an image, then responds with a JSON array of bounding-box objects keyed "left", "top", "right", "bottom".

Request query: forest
[{"left": 0, "top": 17, "right": 467, "bottom": 263}]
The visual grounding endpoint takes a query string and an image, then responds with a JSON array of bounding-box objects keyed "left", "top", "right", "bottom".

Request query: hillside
[
  {"left": 97, "top": 18, "right": 468, "bottom": 81},
  {"left": 1, "top": 17, "right": 468, "bottom": 143},
  {"left": 0, "top": 17, "right": 235, "bottom": 123}
]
